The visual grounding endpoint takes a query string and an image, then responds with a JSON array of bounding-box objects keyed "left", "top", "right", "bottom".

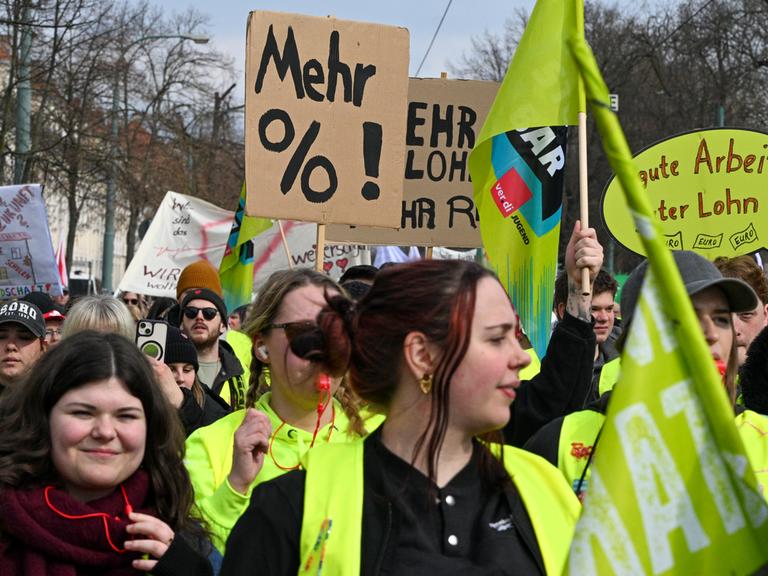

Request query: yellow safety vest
[
  {"left": 597, "top": 356, "right": 621, "bottom": 397},
  {"left": 520, "top": 347, "right": 541, "bottom": 380},
  {"left": 299, "top": 440, "right": 580, "bottom": 575},
  {"left": 557, "top": 409, "right": 605, "bottom": 499},
  {"left": 736, "top": 409, "right": 768, "bottom": 501}
]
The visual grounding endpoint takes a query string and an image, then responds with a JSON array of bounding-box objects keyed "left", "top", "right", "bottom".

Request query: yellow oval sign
[{"left": 602, "top": 128, "right": 768, "bottom": 258}]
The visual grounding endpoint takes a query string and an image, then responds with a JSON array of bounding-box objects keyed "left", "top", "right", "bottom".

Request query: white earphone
[{"left": 257, "top": 345, "right": 269, "bottom": 359}]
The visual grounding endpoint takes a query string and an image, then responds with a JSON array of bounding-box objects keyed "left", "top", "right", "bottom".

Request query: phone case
[{"left": 135, "top": 319, "right": 169, "bottom": 362}]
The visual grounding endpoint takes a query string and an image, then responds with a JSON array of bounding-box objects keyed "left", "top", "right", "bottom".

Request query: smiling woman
[{"left": 0, "top": 331, "right": 213, "bottom": 575}]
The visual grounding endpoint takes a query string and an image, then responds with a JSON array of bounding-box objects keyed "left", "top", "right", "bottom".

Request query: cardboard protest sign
[
  {"left": 117, "top": 192, "right": 233, "bottom": 297},
  {"left": 327, "top": 78, "right": 498, "bottom": 247},
  {"left": 252, "top": 220, "right": 371, "bottom": 291},
  {"left": 0, "top": 184, "right": 62, "bottom": 298},
  {"left": 602, "top": 128, "right": 768, "bottom": 258},
  {"left": 245, "top": 11, "right": 409, "bottom": 227}
]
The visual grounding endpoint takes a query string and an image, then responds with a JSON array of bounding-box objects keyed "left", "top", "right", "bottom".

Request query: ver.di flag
[
  {"left": 468, "top": 0, "right": 583, "bottom": 358},
  {"left": 219, "top": 183, "right": 273, "bottom": 313},
  {"left": 566, "top": 38, "right": 768, "bottom": 575}
]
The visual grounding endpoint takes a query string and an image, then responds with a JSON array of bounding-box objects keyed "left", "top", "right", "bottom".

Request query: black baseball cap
[{"left": 0, "top": 300, "right": 46, "bottom": 338}]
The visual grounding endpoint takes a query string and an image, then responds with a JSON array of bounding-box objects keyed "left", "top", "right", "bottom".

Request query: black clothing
[
  {"left": 178, "top": 386, "right": 231, "bottom": 436},
  {"left": 212, "top": 339, "right": 247, "bottom": 409},
  {"left": 741, "top": 325, "right": 768, "bottom": 414},
  {"left": 503, "top": 311, "right": 596, "bottom": 447},
  {"left": 221, "top": 430, "right": 546, "bottom": 576},
  {"left": 155, "top": 532, "right": 214, "bottom": 576}
]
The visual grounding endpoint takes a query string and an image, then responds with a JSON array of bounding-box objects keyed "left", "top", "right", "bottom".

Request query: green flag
[
  {"left": 566, "top": 38, "right": 768, "bottom": 574},
  {"left": 468, "top": 0, "right": 583, "bottom": 358},
  {"left": 219, "top": 184, "right": 272, "bottom": 313}
]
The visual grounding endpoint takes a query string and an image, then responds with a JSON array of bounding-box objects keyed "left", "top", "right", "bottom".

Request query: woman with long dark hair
[
  {"left": 222, "top": 260, "right": 580, "bottom": 575},
  {"left": 0, "top": 331, "right": 212, "bottom": 575}
]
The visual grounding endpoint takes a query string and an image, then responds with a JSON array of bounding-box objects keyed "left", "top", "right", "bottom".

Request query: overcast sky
[{"left": 162, "top": 0, "right": 537, "bottom": 88}]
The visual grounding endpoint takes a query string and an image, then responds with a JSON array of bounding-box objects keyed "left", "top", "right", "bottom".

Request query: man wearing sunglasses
[{"left": 180, "top": 288, "right": 247, "bottom": 409}]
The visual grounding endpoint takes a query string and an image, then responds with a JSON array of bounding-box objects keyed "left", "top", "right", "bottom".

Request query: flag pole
[
  {"left": 315, "top": 224, "right": 326, "bottom": 272},
  {"left": 277, "top": 220, "right": 294, "bottom": 269},
  {"left": 578, "top": 111, "right": 591, "bottom": 296}
]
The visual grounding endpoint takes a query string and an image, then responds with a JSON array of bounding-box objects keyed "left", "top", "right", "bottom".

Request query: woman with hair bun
[{"left": 222, "top": 259, "right": 580, "bottom": 576}]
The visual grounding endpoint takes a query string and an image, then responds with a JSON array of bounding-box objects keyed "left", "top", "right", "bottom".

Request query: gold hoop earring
[{"left": 419, "top": 373, "right": 433, "bottom": 395}]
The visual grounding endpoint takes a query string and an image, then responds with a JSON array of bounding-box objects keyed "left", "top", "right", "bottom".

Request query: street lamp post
[{"left": 101, "top": 34, "right": 209, "bottom": 293}]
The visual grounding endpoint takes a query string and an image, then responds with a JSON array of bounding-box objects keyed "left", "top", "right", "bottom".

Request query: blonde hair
[{"left": 61, "top": 295, "right": 135, "bottom": 341}]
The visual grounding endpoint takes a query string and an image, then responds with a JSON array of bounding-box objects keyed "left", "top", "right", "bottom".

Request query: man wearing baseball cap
[
  {"left": 180, "top": 288, "right": 246, "bottom": 409},
  {"left": 0, "top": 300, "right": 47, "bottom": 392}
]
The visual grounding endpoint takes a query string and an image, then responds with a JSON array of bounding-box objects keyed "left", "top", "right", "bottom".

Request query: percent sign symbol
[{"left": 258, "top": 108, "right": 338, "bottom": 204}]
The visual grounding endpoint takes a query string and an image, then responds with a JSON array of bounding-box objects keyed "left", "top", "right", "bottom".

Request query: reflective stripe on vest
[
  {"left": 598, "top": 357, "right": 621, "bottom": 397},
  {"left": 299, "top": 441, "right": 579, "bottom": 576},
  {"left": 557, "top": 409, "right": 605, "bottom": 498}
]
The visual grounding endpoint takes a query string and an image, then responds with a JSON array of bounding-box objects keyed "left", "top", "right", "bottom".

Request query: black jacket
[
  {"left": 220, "top": 434, "right": 546, "bottom": 576},
  {"left": 503, "top": 311, "right": 596, "bottom": 447},
  {"left": 178, "top": 386, "right": 231, "bottom": 437},
  {"left": 213, "top": 339, "right": 247, "bottom": 410}
]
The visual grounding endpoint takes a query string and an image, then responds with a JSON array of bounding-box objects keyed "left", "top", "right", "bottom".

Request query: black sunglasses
[
  {"left": 264, "top": 321, "right": 325, "bottom": 361},
  {"left": 183, "top": 306, "right": 219, "bottom": 321},
  {"left": 123, "top": 298, "right": 139, "bottom": 305}
]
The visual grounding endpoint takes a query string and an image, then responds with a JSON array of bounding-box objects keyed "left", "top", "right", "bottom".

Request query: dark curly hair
[{"left": 0, "top": 331, "right": 196, "bottom": 534}]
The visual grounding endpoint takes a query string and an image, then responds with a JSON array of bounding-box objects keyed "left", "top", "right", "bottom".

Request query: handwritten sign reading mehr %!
[{"left": 245, "top": 11, "right": 409, "bottom": 227}]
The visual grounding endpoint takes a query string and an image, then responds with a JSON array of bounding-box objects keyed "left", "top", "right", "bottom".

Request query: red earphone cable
[{"left": 43, "top": 484, "right": 133, "bottom": 554}]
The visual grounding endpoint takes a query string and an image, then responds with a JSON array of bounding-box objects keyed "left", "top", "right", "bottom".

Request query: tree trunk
[{"left": 125, "top": 202, "right": 139, "bottom": 268}]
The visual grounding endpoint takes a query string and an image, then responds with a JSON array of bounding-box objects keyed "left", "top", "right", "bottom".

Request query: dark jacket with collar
[
  {"left": 212, "top": 339, "right": 247, "bottom": 410},
  {"left": 177, "top": 386, "right": 232, "bottom": 437},
  {"left": 503, "top": 311, "right": 597, "bottom": 447}
]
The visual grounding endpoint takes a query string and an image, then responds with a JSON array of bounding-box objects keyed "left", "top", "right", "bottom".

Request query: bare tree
[{"left": 448, "top": 0, "right": 768, "bottom": 272}]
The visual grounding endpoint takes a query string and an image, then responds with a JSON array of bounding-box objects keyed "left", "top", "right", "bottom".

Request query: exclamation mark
[{"left": 361, "top": 122, "right": 382, "bottom": 200}]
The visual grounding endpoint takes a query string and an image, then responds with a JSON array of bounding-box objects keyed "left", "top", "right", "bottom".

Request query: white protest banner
[
  {"left": 245, "top": 11, "right": 409, "bottom": 227},
  {"left": 117, "top": 192, "right": 233, "bottom": 297},
  {"left": 252, "top": 221, "right": 371, "bottom": 291},
  {"left": 0, "top": 184, "right": 62, "bottom": 298}
]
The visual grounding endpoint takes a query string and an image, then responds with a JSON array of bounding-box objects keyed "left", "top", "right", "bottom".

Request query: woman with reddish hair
[{"left": 222, "top": 258, "right": 585, "bottom": 575}]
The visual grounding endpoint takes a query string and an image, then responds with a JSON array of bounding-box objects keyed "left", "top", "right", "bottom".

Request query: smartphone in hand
[{"left": 136, "top": 319, "right": 169, "bottom": 362}]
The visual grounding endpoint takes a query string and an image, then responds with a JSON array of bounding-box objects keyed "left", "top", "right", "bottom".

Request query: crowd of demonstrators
[
  {"left": 524, "top": 251, "right": 758, "bottom": 501},
  {"left": 0, "top": 331, "right": 213, "bottom": 575},
  {"left": 222, "top": 259, "right": 580, "bottom": 575},
  {"left": 1, "top": 226, "right": 767, "bottom": 575},
  {"left": 185, "top": 269, "right": 373, "bottom": 553}
]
